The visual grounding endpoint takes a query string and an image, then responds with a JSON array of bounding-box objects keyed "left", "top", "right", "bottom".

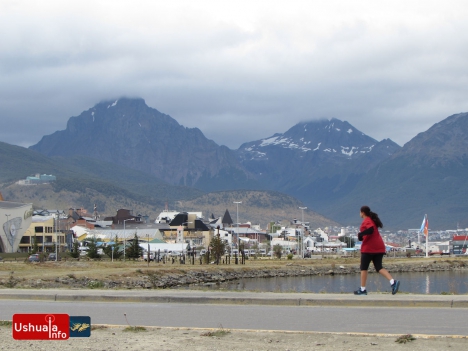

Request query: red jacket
[{"left": 360, "top": 217, "right": 386, "bottom": 253}]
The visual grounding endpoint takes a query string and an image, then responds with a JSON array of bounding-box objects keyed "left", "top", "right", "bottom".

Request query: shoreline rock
[{"left": 0, "top": 260, "right": 466, "bottom": 290}]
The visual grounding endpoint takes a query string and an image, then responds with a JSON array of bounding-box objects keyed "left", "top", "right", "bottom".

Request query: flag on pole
[
  {"left": 419, "top": 215, "right": 426, "bottom": 232},
  {"left": 424, "top": 215, "right": 429, "bottom": 237},
  {"left": 420, "top": 214, "right": 428, "bottom": 237}
]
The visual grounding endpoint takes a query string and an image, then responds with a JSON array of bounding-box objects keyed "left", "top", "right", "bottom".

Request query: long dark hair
[{"left": 361, "top": 205, "right": 383, "bottom": 228}]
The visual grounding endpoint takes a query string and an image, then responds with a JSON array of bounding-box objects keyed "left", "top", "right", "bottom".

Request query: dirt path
[{"left": 3, "top": 326, "right": 467, "bottom": 351}]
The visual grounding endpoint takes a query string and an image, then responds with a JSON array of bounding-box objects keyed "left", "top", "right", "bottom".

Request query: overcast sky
[{"left": 1, "top": 0, "right": 468, "bottom": 149}]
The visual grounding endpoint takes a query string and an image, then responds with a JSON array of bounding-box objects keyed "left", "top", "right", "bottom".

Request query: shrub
[
  {"left": 123, "top": 326, "right": 146, "bottom": 332},
  {"left": 273, "top": 244, "right": 283, "bottom": 259},
  {"left": 87, "top": 280, "right": 104, "bottom": 289}
]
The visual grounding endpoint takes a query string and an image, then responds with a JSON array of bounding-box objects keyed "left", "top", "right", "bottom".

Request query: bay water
[{"left": 188, "top": 271, "right": 468, "bottom": 294}]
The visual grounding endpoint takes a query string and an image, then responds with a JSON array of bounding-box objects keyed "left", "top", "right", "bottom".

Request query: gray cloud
[{"left": 1, "top": 1, "right": 468, "bottom": 149}]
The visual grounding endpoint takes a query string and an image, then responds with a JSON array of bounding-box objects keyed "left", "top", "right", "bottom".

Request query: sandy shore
[{"left": 3, "top": 325, "right": 467, "bottom": 351}]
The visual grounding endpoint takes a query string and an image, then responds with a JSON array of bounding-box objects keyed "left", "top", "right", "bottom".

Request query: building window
[
  {"left": 35, "top": 226, "right": 44, "bottom": 233},
  {"left": 20, "top": 236, "right": 30, "bottom": 244}
]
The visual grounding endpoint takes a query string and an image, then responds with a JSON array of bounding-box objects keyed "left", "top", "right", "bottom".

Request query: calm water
[{"left": 187, "top": 271, "right": 468, "bottom": 294}]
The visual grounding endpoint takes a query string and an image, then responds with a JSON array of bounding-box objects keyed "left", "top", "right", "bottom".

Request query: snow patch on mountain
[
  {"left": 258, "top": 136, "right": 312, "bottom": 152},
  {"left": 107, "top": 100, "right": 118, "bottom": 108},
  {"left": 341, "top": 146, "right": 358, "bottom": 156}
]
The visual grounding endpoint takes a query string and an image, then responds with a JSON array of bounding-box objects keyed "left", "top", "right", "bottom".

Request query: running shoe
[
  {"left": 354, "top": 288, "right": 367, "bottom": 295},
  {"left": 391, "top": 280, "right": 400, "bottom": 295}
]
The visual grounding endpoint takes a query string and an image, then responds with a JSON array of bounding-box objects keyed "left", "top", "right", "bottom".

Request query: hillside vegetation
[{"left": 1, "top": 183, "right": 160, "bottom": 218}]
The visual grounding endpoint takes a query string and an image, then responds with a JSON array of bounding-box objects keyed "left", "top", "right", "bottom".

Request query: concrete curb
[{"left": 0, "top": 289, "right": 467, "bottom": 308}]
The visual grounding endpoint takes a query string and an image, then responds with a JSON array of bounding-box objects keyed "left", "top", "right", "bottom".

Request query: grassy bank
[{"left": 0, "top": 255, "right": 466, "bottom": 283}]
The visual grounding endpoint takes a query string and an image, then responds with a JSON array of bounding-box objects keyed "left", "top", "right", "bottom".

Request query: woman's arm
[{"left": 358, "top": 227, "right": 374, "bottom": 241}]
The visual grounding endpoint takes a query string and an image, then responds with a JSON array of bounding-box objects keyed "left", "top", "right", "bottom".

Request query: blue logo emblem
[{"left": 69, "top": 316, "right": 91, "bottom": 337}]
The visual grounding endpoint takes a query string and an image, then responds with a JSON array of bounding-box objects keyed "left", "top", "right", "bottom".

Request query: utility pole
[
  {"left": 234, "top": 201, "right": 242, "bottom": 260},
  {"left": 147, "top": 234, "right": 150, "bottom": 267},
  {"left": 123, "top": 218, "right": 132, "bottom": 261},
  {"left": 299, "top": 207, "right": 307, "bottom": 258}
]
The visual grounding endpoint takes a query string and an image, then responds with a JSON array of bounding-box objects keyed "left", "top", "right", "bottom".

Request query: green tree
[
  {"left": 239, "top": 241, "right": 246, "bottom": 264},
  {"left": 31, "top": 234, "right": 39, "bottom": 254},
  {"left": 209, "top": 234, "right": 226, "bottom": 265},
  {"left": 273, "top": 244, "right": 283, "bottom": 259},
  {"left": 126, "top": 233, "right": 143, "bottom": 260},
  {"left": 70, "top": 241, "right": 80, "bottom": 258},
  {"left": 251, "top": 243, "right": 259, "bottom": 259},
  {"left": 103, "top": 235, "right": 123, "bottom": 259},
  {"left": 338, "top": 236, "right": 355, "bottom": 248},
  {"left": 86, "top": 237, "right": 101, "bottom": 259}
]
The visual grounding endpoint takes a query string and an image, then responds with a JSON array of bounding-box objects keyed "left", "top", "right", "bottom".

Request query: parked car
[
  {"left": 48, "top": 253, "right": 58, "bottom": 261},
  {"left": 28, "top": 254, "right": 40, "bottom": 262},
  {"left": 259, "top": 249, "right": 267, "bottom": 256},
  {"left": 429, "top": 251, "right": 450, "bottom": 256},
  {"left": 79, "top": 247, "right": 89, "bottom": 256},
  {"left": 143, "top": 253, "right": 155, "bottom": 261}
]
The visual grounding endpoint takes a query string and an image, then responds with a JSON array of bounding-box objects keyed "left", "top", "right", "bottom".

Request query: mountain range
[
  {"left": 237, "top": 118, "right": 401, "bottom": 212},
  {"left": 2, "top": 97, "right": 468, "bottom": 229},
  {"left": 325, "top": 112, "right": 468, "bottom": 229},
  {"left": 29, "top": 98, "right": 257, "bottom": 192},
  {"left": 0, "top": 140, "right": 332, "bottom": 229}
]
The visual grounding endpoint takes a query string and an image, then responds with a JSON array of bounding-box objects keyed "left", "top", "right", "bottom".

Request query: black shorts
[{"left": 360, "top": 253, "right": 384, "bottom": 272}]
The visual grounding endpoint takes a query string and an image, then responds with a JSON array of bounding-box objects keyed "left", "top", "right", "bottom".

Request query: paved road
[{"left": 1, "top": 299, "right": 466, "bottom": 336}]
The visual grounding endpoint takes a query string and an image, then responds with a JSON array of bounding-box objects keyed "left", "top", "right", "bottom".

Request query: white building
[{"left": 155, "top": 210, "right": 203, "bottom": 224}]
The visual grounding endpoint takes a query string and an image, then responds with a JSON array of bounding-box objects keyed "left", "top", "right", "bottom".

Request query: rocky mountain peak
[
  {"left": 29, "top": 98, "right": 255, "bottom": 190},
  {"left": 395, "top": 112, "right": 468, "bottom": 165},
  {"left": 237, "top": 118, "right": 379, "bottom": 163}
]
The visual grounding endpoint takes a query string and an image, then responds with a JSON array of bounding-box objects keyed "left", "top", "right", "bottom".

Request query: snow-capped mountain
[
  {"left": 238, "top": 118, "right": 378, "bottom": 162},
  {"left": 326, "top": 112, "right": 468, "bottom": 229},
  {"left": 236, "top": 119, "right": 400, "bottom": 199}
]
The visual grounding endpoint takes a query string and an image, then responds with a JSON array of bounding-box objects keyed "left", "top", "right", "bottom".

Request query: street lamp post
[
  {"left": 55, "top": 238, "right": 58, "bottom": 262},
  {"left": 147, "top": 234, "right": 150, "bottom": 267},
  {"left": 181, "top": 222, "right": 192, "bottom": 261},
  {"left": 299, "top": 207, "right": 307, "bottom": 258},
  {"left": 5, "top": 214, "right": 11, "bottom": 252},
  {"left": 233, "top": 201, "right": 242, "bottom": 263},
  {"left": 181, "top": 222, "right": 192, "bottom": 242},
  {"left": 123, "top": 219, "right": 133, "bottom": 262}
]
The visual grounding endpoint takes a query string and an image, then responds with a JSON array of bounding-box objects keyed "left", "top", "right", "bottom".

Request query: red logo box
[{"left": 13, "top": 314, "right": 70, "bottom": 340}]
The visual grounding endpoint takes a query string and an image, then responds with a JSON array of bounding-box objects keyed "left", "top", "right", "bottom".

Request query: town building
[
  {"left": 19, "top": 215, "right": 68, "bottom": 253},
  {"left": 0, "top": 196, "right": 33, "bottom": 253},
  {"left": 17, "top": 174, "right": 56, "bottom": 185}
]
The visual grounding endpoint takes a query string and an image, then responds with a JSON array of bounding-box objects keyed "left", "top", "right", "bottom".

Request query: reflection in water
[{"left": 184, "top": 271, "right": 468, "bottom": 294}]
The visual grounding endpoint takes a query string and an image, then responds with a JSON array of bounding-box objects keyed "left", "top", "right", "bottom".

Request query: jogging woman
[{"left": 354, "top": 205, "right": 400, "bottom": 295}]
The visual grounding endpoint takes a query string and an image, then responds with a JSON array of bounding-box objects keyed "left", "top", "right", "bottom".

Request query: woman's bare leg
[
  {"left": 360, "top": 270, "right": 368, "bottom": 287},
  {"left": 378, "top": 268, "right": 392, "bottom": 281}
]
